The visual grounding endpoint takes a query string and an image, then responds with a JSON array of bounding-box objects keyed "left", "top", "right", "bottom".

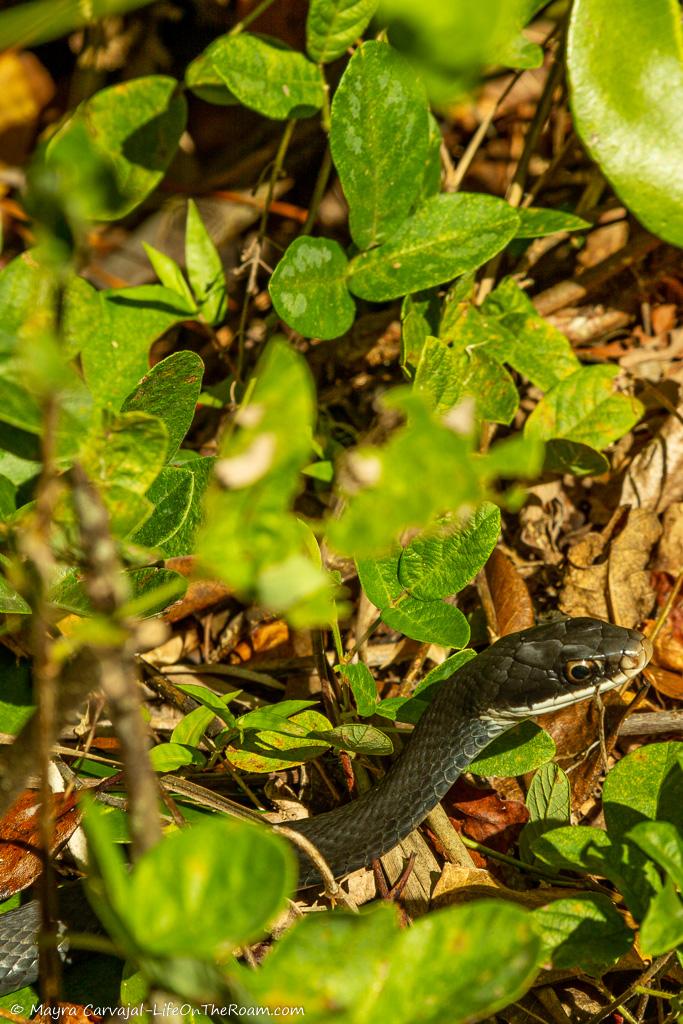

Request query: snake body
[{"left": 0, "top": 617, "right": 651, "bottom": 993}]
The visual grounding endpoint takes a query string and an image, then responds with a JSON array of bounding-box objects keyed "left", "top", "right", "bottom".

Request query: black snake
[{"left": 0, "top": 616, "right": 652, "bottom": 993}]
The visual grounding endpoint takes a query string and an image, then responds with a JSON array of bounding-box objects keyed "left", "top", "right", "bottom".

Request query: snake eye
[{"left": 565, "top": 659, "right": 597, "bottom": 684}]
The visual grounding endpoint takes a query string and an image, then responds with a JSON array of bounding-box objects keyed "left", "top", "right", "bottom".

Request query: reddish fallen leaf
[
  {"left": 442, "top": 777, "right": 529, "bottom": 853},
  {"left": 0, "top": 790, "right": 80, "bottom": 900},
  {"left": 163, "top": 558, "right": 233, "bottom": 623},
  {"left": 644, "top": 664, "right": 683, "bottom": 700},
  {"left": 485, "top": 548, "right": 534, "bottom": 637}
]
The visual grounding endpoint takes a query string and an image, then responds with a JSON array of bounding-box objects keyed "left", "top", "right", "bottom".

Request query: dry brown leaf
[
  {"left": 0, "top": 790, "right": 80, "bottom": 900},
  {"left": 644, "top": 665, "right": 683, "bottom": 699},
  {"left": 163, "top": 557, "right": 233, "bottom": 623},
  {"left": 651, "top": 303, "right": 677, "bottom": 335},
  {"left": 252, "top": 620, "right": 289, "bottom": 653},
  {"left": 655, "top": 502, "right": 683, "bottom": 573},
  {"left": 431, "top": 862, "right": 579, "bottom": 910},
  {"left": 652, "top": 619, "right": 683, "bottom": 673},
  {"left": 560, "top": 508, "right": 660, "bottom": 626},
  {"left": 485, "top": 548, "right": 535, "bottom": 636},
  {"left": 621, "top": 403, "right": 683, "bottom": 513},
  {"left": 519, "top": 480, "right": 579, "bottom": 565}
]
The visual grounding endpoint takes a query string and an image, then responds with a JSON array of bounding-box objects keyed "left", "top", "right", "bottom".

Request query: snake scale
[{"left": 0, "top": 616, "right": 652, "bottom": 993}]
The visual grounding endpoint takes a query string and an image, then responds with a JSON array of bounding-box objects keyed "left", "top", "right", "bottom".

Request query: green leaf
[
  {"left": 0, "top": 647, "right": 33, "bottom": 735},
  {"left": 81, "top": 796, "right": 135, "bottom": 951},
  {"left": 340, "top": 662, "right": 378, "bottom": 717},
  {"left": 210, "top": 33, "right": 325, "bottom": 120},
  {"left": 482, "top": 278, "right": 580, "bottom": 391},
  {"left": 127, "top": 819, "right": 295, "bottom": 956},
  {"left": 542, "top": 439, "right": 608, "bottom": 477},
  {"left": 175, "top": 682, "right": 239, "bottom": 728},
  {"left": 532, "top": 895, "right": 633, "bottom": 974},
  {"left": 185, "top": 200, "right": 227, "bottom": 325},
  {"left": 415, "top": 335, "right": 518, "bottom": 424},
  {"left": 0, "top": 0, "right": 156, "bottom": 50},
  {"left": 81, "top": 285, "right": 198, "bottom": 410},
  {"left": 469, "top": 722, "right": 555, "bottom": 777},
  {"left": 374, "top": 650, "right": 476, "bottom": 723},
  {"left": 315, "top": 723, "right": 394, "bottom": 755},
  {"left": 515, "top": 207, "right": 591, "bottom": 238},
  {"left": 603, "top": 741, "right": 683, "bottom": 843},
  {"left": 185, "top": 37, "right": 240, "bottom": 105},
  {"left": 398, "top": 502, "right": 500, "bottom": 599},
  {"left": 628, "top": 821, "right": 683, "bottom": 892},
  {"left": 375, "top": 0, "right": 531, "bottom": 102},
  {"left": 639, "top": 879, "right": 683, "bottom": 956},
  {"left": 347, "top": 193, "right": 519, "bottom": 301},
  {"left": 121, "top": 351, "right": 204, "bottom": 461},
  {"left": 532, "top": 825, "right": 655, "bottom": 919},
  {"left": 519, "top": 762, "right": 571, "bottom": 863},
  {"left": 142, "top": 243, "right": 196, "bottom": 307},
  {"left": 46, "top": 76, "right": 187, "bottom": 220},
  {"left": 0, "top": 572, "right": 27, "bottom": 614},
  {"left": 49, "top": 566, "right": 186, "bottom": 618},
  {"left": 368, "top": 900, "right": 541, "bottom": 1023},
  {"left": 171, "top": 705, "right": 215, "bottom": 747},
  {"left": 226, "top": 709, "right": 332, "bottom": 772},
  {"left": 196, "top": 340, "right": 336, "bottom": 626},
  {"left": 237, "top": 899, "right": 541, "bottom": 1023},
  {"left": 524, "top": 365, "right": 644, "bottom": 464},
  {"left": 327, "top": 389, "right": 482, "bottom": 557},
  {"left": 568, "top": 0, "right": 683, "bottom": 246},
  {"left": 0, "top": 251, "right": 56, "bottom": 355},
  {"left": 269, "top": 237, "right": 355, "bottom": 340},
  {"left": 79, "top": 411, "right": 169, "bottom": 537},
  {"left": 420, "top": 112, "right": 443, "bottom": 200},
  {"left": 382, "top": 596, "right": 469, "bottom": 648},
  {"left": 330, "top": 40, "right": 430, "bottom": 249},
  {"left": 306, "top": 0, "right": 379, "bottom": 63},
  {"left": 132, "top": 459, "right": 213, "bottom": 557},
  {"left": 149, "top": 742, "right": 207, "bottom": 772}
]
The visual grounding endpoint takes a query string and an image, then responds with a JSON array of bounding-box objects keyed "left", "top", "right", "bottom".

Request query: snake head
[{"left": 483, "top": 616, "right": 652, "bottom": 720}]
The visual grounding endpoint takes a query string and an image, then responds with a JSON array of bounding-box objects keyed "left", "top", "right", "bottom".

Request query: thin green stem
[
  {"left": 228, "top": 0, "right": 278, "bottom": 36},
  {"left": 301, "top": 144, "right": 333, "bottom": 236}
]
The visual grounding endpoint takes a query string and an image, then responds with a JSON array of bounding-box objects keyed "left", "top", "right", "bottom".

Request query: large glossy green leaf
[
  {"left": 307, "top": 0, "right": 379, "bottom": 63},
  {"left": 210, "top": 33, "right": 325, "bottom": 119},
  {"left": 330, "top": 41, "right": 430, "bottom": 249},
  {"left": 127, "top": 819, "right": 295, "bottom": 957},
  {"left": 382, "top": 596, "right": 469, "bottom": 648},
  {"left": 347, "top": 194, "right": 519, "bottom": 301},
  {"left": 47, "top": 76, "right": 186, "bottom": 220},
  {"left": 532, "top": 895, "right": 633, "bottom": 974},
  {"left": 269, "top": 237, "right": 355, "bottom": 339},
  {"left": 236, "top": 900, "right": 541, "bottom": 1023},
  {"left": 568, "top": 0, "right": 683, "bottom": 246}
]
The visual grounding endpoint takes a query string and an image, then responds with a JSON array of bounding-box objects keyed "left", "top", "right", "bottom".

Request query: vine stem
[
  {"left": 228, "top": 0, "right": 279, "bottom": 36},
  {"left": 236, "top": 118, "right": 296, "bottom": 379}
]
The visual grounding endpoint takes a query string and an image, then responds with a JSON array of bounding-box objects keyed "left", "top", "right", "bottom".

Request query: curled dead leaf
[{"left": 484, "top": 548, "right": 534, "bottom": 637}]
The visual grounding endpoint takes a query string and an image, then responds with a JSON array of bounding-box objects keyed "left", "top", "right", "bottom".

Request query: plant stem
[
  {"left": 228, "top": 0, "right": 278, "bottom": 36},
  {"left": 301, "top": 144, "right": 333, "bottom": 236}
]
